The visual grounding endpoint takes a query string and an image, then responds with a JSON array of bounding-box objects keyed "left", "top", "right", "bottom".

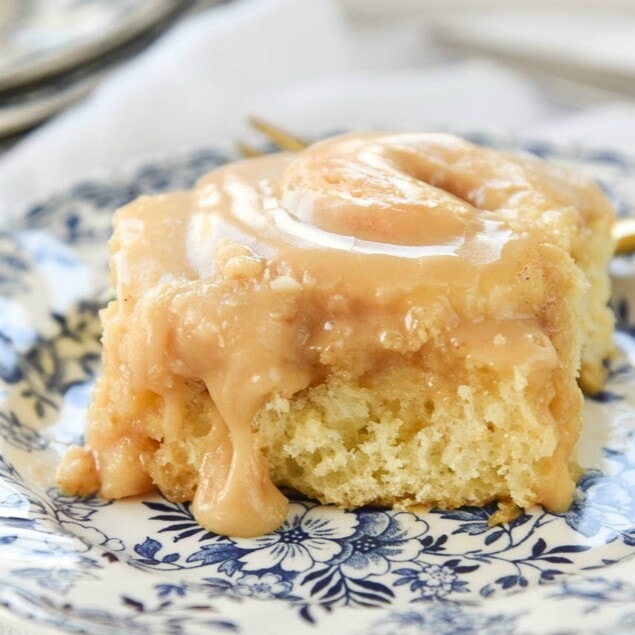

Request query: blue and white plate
[{"left": 1, "top": 138, "right": 634, "bottom": 635}]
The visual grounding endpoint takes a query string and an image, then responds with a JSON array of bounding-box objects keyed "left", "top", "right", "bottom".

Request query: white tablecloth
[{"left": 0, "top": 0, "right": 634, "bottom": 632}]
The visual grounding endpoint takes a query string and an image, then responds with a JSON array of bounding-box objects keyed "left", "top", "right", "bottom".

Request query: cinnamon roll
[{"left": 57, "top": 133, "right": 615, "bottom": 537}]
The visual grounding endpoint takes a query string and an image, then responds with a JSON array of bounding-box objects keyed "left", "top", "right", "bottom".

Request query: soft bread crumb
[
  {"left": 493, "top": 333, "right": 507, "bottom": 347},
  {"left": 222, "top": 256, "right": 265, "bottom": 280},
  {"left": 215, "top": 239, "right": 264, "bottom": 280},
  {"left": 488, "top": 499, "right": 523, "bottom": 526},
  {"left": 270, "top": 275, "right": 302, "bottom": 293},
  {"left": 56, "top": 445, "right": 100, "bottom": 497},
  {"left": 253, "top": 361, "right": 569, "bottom": 512}
]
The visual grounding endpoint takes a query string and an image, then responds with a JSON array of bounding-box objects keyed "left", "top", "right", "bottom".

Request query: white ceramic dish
[
  {"left": 0, "top": 73, "right": 100, "bottom": 138},
  {"left": 0, "top": 137, "right": 634, "bottom": 634},
  {"left": 0, "top": 0, "right": 187, "bottom": 91},
  {"left": 0, "top": 0, "right": 193, "bottom": 138}
]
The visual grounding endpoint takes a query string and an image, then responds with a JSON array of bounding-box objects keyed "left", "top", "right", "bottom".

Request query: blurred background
[{"left": 0, "top": 0, "right": 634, "bottom": 212}]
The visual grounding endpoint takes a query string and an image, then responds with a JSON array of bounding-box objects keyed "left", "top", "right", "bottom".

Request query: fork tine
[
  {"left": 613, "top": 218, "right": 635, "bottom": 256},
  {"left": 236, "top": 140, "right": 264, "bottom": 158},
  {"left": 249, "top": 116, "right": 308, "bottom": 152}
]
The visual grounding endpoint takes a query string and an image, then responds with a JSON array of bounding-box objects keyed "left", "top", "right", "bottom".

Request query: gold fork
[
  {"left": 240, "top": 117, "right": 635, "bottom": 255},
  {"left": 237, "top": 117, "right": 308, "bottom": 157}
]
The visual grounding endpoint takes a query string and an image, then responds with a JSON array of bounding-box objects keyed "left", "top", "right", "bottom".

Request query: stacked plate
[{"left": 0, "top": 0, "right": 193, "bottom": 141}]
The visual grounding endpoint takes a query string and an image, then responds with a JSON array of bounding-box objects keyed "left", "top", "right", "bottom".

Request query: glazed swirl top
[{"left": 187, "top": 132, "right": 606, "bottom": 264}]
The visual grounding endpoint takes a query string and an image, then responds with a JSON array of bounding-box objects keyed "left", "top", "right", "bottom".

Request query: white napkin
[
  {"left": 1, "top": 0, "right": 634, "bottom": 217},
  {"left": 241, "top": 60, "right": 563, "bottom": 138},
  {"left": 534, "top": 102, "right": 635, "bottom": 150}
]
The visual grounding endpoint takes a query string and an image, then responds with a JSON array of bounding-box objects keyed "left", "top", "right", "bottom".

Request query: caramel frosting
[{"left": 89, "top": 133, "right": 602, "bottom": 536}]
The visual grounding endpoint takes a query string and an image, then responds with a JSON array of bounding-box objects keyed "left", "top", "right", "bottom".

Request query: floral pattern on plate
[{"left": 0, "top": 137, "right": 634, "bottom": 634}]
